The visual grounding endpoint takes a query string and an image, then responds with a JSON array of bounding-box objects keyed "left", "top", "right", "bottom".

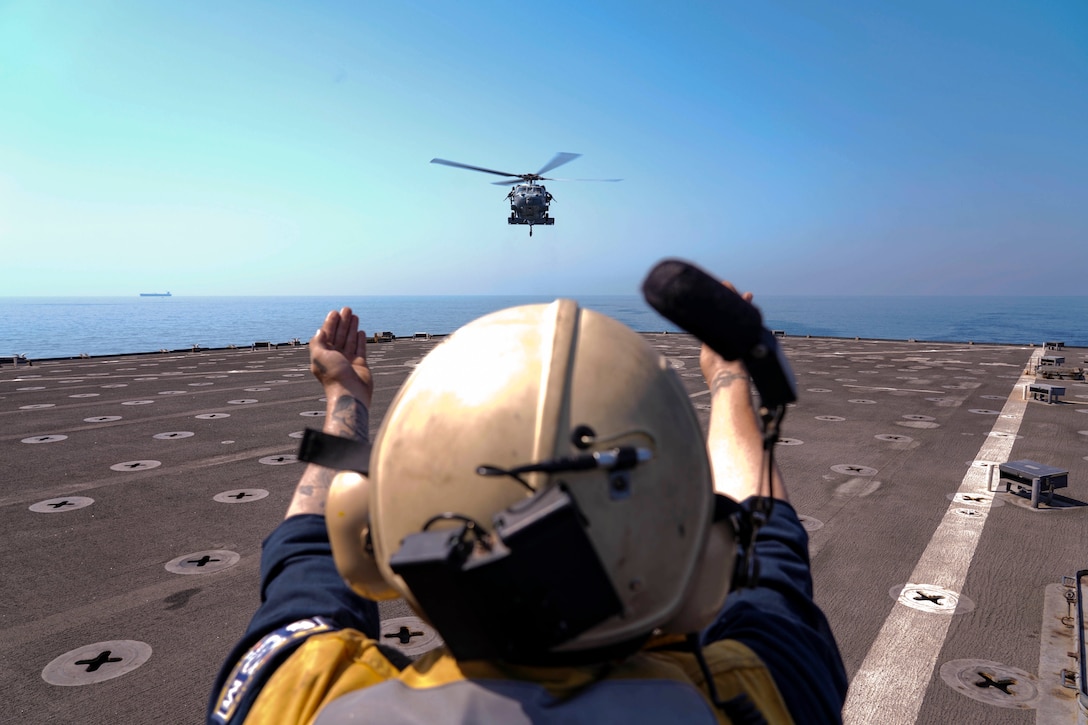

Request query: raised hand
[
  {"left": 699, "top": 285, "right": 754, "bottom": 390},
  {"left": 310, "top": 307, "right": 373, "bottom": 409}
]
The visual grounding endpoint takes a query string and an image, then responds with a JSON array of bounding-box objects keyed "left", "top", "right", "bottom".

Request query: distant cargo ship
[{"left": 139, "top": 292, "right": 172, "bottom": 297}]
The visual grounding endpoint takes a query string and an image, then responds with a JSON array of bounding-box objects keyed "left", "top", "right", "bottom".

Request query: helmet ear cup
[
  {"left": 658, "top": 516, "right": 737, "bottom": 634},
  {"left": 326, "top": 471, "right": 399, "bottom": 601}
]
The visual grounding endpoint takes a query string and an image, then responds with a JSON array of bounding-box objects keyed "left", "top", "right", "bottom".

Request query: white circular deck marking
[
  {"left": 159, "top": 390, "right": 187, "bottom": 395},
  {"left": 815, "top": 415, "right": 845, "bottom": 421},
  {"left": 776, "top": 438, "right": 803, "bottom": 445},
  {"left": 379, "top": 616, "right": 444, "bottom": 657},
  {"left": 195, "top": 413, "right": 230, "bottom": 419},
  {"left": 153, "top": 431, "right": 194, "bottom": 440},
  {"left": 807, "top": 388, "right": 832, "bottom": 393},
  {"left": 100, "top": 383, "right": 127, "bottom": 388},
  {"left": 797, "top": 515, "right": 824, "bottom": 531},
  {"left": 265, "top": 379, "right": 289, "bottom": 384},
  {"left": 951, "top": 507, "right": 986, "bottom": 519},
  {"left": 832, "top": 464, "right": 878, "bottom": 477},
  {"left": 259, "top": 454, "right": 298, "bottom": 465},
  {"left": 165, "top": 550, "right": 240, "bottom": 575},
  {"left": 892, "top": 584, "right": 974, "bottom": 614},
  {"left": 17, "top": 386, "right": 46, "bottom": 391},
  {"left": 22, "top": 435, "right": 68, "bottom": 444},
  {"left": 844, "top": 348, "right": 1040, "bottom": 724},
  {"left": 42, "top": 640, "right": 152, "bottom": 686},
  {"left": 938, "top": 660, "right": 1038, "bottom": 709},
  {"left": 288, "top": 431, "right": 306, "bottom": 439},
  {"left": 121, "top": 400, "right": 155, "bottom": 406},
  {"left": 897, "top": 420, "right": 940, "bottom": 429},
  {"left": 85, "top": 415, "right": 122, "bottom": 423},
  {"left": 245, "top": 387, "right": 271, "bottom": 392},
  {"left": 227, "top": 399, "right": 258, "bottom": 405},
  {"left": 875, "top": 434, "right": 912, "bottom": 443},
  {"left": 214, "top": 489, "right": 269, "bottom": 503},
  {"left": 949, "top": 491, "right": 1002, "bottom": 508},
  {"left": 30, "top": 496, "right": 94, "bottom": 513},
  {"left": 20, "top": 404, "right": 55, "bottom": 410},
  {"left": 188, "top": 382, "right": 213, "bottom": 387},
  {"left": 968, "top": 409, "right": 1000, "bottom": 415},
  {"left": 69, "top": 393, "right": 100, "bottom": 398},
  {"left": 299, "top": 410, "right": 325, "bottom": 417},
  {"left": 848, "top": 399, "right": 877, "bottom": 404},
  {"left": 110, "top": 460, "right": 161, "bottom": 471}
]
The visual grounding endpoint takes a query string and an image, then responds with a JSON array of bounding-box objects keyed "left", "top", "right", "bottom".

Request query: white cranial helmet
[{"left": 326, "top": 299, "right": 735, "bottom": 662}]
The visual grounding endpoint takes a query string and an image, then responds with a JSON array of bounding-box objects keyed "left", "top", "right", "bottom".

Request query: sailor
[{"left": 208, "top": 292, "right": 847, "bottom": 724}]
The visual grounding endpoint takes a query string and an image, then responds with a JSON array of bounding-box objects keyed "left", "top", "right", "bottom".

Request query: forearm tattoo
[
  {"left": 329, "top": 394, "right": 370, "bottom": 442},
  {"left": 710, "top": 370, "right": 750, "bottom": 395}
]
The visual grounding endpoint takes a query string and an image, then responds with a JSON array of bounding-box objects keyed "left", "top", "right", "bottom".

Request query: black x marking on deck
[
  {"left": 75, "top": 651, "right": 122, "bottom": 672},
  {"left": 913, "top": 591, "right": 944, "bottom": 605},
  {"left": 975, "top": 672, "right": 1015, "bottom": 694},
  {"left": 188, "top": 555, "right": 220, "bottom": 567},
  {"left": 962, "top": 495, "right": 984, "bottom": 502},
  {"left": 384, "top": 626, "right": 424, "bottom": 645},
  {"left": 229, "top": 493, "right": 251, "bottom": 500},
  {"left": 49, "top": 501, "right": 74, "bottom": 508}
]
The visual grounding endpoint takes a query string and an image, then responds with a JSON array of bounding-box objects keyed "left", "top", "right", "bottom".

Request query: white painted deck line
[{"left": 843, "top": 349, "right": 1041, "bottom": 724}]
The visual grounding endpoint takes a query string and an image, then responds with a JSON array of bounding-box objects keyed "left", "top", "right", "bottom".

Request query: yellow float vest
[{"left": 238, "top": 628, "right": 792, "bottom": 724}]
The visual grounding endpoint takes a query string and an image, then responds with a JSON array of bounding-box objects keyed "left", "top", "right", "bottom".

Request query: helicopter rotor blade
[
  {"left": 490, "top": 178, "right": 529, "bottom": 186},
  {"left": 535, "top": 152, "right": 582, "bottom": 176},
  {"left": 545, "top": 177, "right": 623, "bottom": 183},
  {"left": 430, "top": 158, "right": 523, "bottom": 179}
]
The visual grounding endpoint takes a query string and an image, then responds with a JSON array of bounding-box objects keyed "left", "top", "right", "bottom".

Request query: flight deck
[{"left": 2, "top": 334, "right": 1086, "bottom": 723}]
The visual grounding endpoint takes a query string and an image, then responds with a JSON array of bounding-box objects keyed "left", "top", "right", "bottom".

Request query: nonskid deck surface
[{"left": 2, "top": 336, "right": 1086, "bottom": 723}]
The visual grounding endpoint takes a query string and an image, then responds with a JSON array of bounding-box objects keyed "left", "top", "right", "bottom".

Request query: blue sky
[{"left": 2, "top": 1, "right": 1085, "bottom": 296}]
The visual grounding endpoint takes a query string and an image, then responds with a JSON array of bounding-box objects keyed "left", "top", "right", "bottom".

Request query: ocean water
[{"left": 1, "top": 295, "right": 1085, "bottom": 361}]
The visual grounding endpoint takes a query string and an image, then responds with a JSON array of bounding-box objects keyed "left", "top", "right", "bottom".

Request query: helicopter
[{"left": 430, "top": 153, "right": 621, "bottom": 236}]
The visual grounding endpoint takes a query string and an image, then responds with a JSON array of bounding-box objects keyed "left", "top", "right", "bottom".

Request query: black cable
[{"left": 686, "top": 634, "right": 768, "bottom": 725}]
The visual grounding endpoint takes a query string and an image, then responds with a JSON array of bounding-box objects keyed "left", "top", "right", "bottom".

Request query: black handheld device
[{"left": 641, "top": 258, "right": 797, "bottom": 410}]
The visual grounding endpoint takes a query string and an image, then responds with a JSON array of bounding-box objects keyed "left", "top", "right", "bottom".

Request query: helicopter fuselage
[
  {"left": 430, "top": 152, "right": 617, "bottom": 236},
  {"left": 506, "top": 183, "right": 554, "bottom": 227}
]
